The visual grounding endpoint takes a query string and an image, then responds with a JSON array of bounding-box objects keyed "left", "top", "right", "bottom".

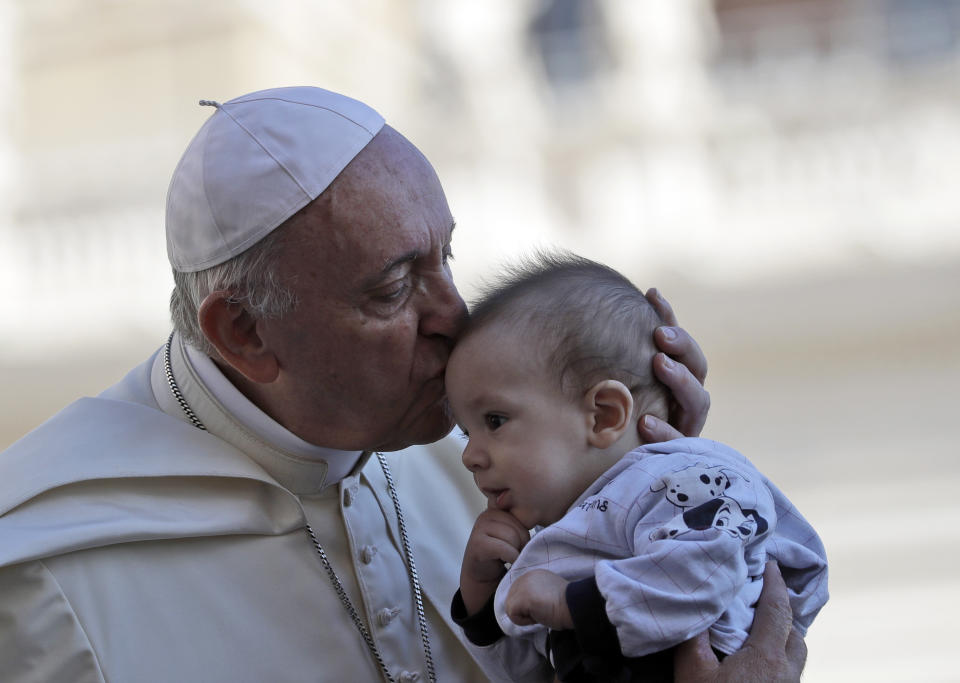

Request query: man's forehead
[{"left": 281, "top": 191, "right": 453, "bottom": 274}]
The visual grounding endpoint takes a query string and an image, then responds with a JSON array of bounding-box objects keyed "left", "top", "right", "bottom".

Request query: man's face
[
  {"left": 446, "top": 324, "right": 604, "bottom": 529},
  {"left": 258, "top": 126, "right": 467, "bottom": 452}
]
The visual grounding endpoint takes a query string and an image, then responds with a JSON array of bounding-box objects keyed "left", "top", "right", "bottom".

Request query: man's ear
[
  {"left": 198, "top": 291, "right": 279, "bottom": 384},
  {"left": 582, "top": 380, "right": 635, "bottom": 449}
]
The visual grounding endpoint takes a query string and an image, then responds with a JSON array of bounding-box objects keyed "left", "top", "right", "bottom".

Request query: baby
[{"left": 447, "top": 252, "right": 828, "bottom": 682}]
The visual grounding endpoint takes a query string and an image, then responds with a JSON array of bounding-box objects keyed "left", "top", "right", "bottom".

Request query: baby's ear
[{"left": 583, "top": 380, "right": 634, "bottom": 449}]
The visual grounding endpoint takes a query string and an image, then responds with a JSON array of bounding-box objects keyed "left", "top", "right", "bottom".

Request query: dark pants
[{"left": 548, "top": 630, "right": 726, "bottom": 683}]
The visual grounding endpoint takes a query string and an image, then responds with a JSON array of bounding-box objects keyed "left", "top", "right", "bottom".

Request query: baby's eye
[{"left": 485, "top": 414, "right": 507, "bottom": 431}]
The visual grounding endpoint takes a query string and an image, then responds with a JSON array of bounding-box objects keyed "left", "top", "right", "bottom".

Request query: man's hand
[
  {"left": 641, "top": 288, "right": 710, "bottom": 442},
  {"left": 504, "top": 569, "right": 573, "bottom": 630},
  {"left": 673, "top": 562, "right": 807, "bottom": 683},
  {"left": 460, "top": 508, "right": 530, "bottom": 615}
]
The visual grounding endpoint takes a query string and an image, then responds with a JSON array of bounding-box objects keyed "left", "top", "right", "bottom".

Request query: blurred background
[{"left": 1, "top": 0, "right": 958, "bottom": 680}]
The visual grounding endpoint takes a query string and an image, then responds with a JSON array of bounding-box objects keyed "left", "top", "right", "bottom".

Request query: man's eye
[
  {"left": 485, "top": 414, "right": 507, "bottom": 430},
  {"left": 375, "top": 281, "right": 409, "bottom": 302},
  {"left": 442, "top": 244, "right": 454, "bottom": 265}
]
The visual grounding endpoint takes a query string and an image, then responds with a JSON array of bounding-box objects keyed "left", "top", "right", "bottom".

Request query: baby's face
[{"left": 445, "top": 324, "right": 603, "bottom": 528}]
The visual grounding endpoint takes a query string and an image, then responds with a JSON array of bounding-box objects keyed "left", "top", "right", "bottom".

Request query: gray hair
[{"left": 169, "top": 226, "right": 299, "bottom": 356}]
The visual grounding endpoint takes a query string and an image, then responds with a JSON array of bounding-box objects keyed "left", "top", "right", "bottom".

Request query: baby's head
[{"left": 446, "top": 252, "right": 669, "bottom": 528}]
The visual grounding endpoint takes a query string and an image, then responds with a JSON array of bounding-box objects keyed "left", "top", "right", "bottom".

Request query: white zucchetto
[{"left": 166, "top": 86, "right": 385, "bottom": 272}]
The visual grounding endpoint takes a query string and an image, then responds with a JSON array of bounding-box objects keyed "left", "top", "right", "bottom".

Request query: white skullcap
[{"left": 166, "top": 86, "right": 385, "bottom": 272}]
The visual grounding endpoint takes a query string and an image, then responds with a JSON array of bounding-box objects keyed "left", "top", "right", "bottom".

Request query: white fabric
[
  {"left": 0, "top": 336, "right": 521, "bottom": 682},
  {"left": 494, "top": 438, "right": 828, "bottom": 659},
  {"left": 166, "top": 86, "right": 385, "bottom": 272}
]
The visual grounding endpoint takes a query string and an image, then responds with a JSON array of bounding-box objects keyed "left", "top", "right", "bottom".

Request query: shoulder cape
[{"left": 0, "top": 397, "right": 304, "bottom": 568}]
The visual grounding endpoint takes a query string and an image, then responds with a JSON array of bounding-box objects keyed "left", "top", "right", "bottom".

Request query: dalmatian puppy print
[
  {"left": 650, "top": 463, "right": 736, "bottom": 509},
  {"left": 649, "top": 496, "right": 769, "bottom": 543}
]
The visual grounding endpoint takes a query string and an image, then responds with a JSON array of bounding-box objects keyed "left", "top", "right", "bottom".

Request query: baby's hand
[
  {"left": 505, "top": 569, "right": 573, "bottom": 630},
  {"left": 460, "top": 509, "right": 530, "bottom": 615}
]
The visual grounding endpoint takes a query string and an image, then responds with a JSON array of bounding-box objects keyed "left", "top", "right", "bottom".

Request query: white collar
[{"left": 152, "top": 334, "right": 366, "bottom": 494}]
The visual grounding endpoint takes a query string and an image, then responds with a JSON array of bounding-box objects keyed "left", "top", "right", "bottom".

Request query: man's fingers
[
  {"left": 639, "top": 414, "right": 684, "bottom": 443},
  {"left": 645, "top": 288, "right": 678, "bottom": 326},
  {"left": 746, "top": 562, "right": 794, "bottom": 652},
  {"left": 646, "top": 288, "right": 708, "bottom": 383},
  {"left": 784, "top": 627, "right": 808, "bottom": 680},
  {"left": 653, "top": 326, "right": 708, "bottom": 384},
  {"left": 673, "top": 630, "right": 719, "bottom": 683},
  {"left": 645, "top": 288, "right": 711, "bottom": 439},
  {"left": 652, "top": 353, "right": 710, "bottom": 437}
]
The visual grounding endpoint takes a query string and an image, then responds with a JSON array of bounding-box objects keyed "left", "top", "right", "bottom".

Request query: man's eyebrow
[
  {"left": 377, "top": 250, "right": 420, "bottom": 279},
  {"left": 359, "top": 250, "right": 419, "bottom": 291},
  {"left": 360, "top": 222, "right": 456, "bottom": 290}
]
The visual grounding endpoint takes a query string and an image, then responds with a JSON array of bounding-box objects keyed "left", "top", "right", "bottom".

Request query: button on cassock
[
  {"left": 342, "top": 483, "right": 359, "bottom": 507},
  {"left": 376, "top": 607, "right": 400, "bottom": 627}
]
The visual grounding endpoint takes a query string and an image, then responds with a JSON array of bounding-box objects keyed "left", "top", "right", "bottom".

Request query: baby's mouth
[{"left": 483, "top": 487, "right": 509, "bottom": 509}]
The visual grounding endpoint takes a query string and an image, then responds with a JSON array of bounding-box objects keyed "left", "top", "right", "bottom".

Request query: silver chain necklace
[{"left": 163, "top": 333, "right": 437, "bottom": 683}]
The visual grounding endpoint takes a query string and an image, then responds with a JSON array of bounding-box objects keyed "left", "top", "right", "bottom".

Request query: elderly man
[{"left": 0, "top": 87, "right": 803, "bottom": 682}]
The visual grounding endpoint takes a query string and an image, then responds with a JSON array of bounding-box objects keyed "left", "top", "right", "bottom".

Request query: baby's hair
[{"left": 466, "top": 251, "right": 669, "bottom": 420}]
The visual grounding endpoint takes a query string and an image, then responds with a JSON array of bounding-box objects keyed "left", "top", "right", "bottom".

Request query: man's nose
[{"left": 418, "top": 270, "right": 468, "bottom": 340}]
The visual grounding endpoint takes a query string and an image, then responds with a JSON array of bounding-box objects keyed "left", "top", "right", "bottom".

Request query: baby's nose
[{"left": 461, "top": 440, "right": 487, "bottom": 471}]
